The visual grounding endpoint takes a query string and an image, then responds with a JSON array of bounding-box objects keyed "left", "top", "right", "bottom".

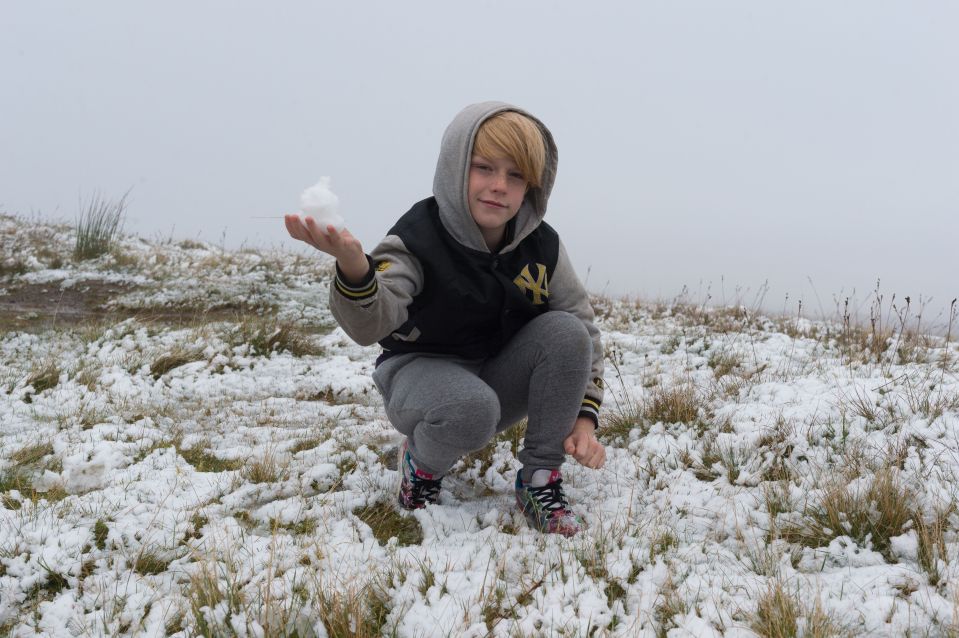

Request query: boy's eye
[
  {"left": 471, "top": 163, "right": 492, "bottom": 172},
  {"left": 509, "top": 172, "right": 525, "bottom": 180}
]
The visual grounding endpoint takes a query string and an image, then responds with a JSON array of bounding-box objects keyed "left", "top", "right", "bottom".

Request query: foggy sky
[{"left": 3, "top": 1, "right": 957, "bottom": 329}]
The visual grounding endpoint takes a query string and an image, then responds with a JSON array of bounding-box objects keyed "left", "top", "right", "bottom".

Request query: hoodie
[{"left": 329, "top": 101, "right": 605, "bottom": 424}]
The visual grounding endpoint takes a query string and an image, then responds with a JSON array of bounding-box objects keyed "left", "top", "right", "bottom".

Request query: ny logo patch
[{"left": 513, "top": 263, "right": 549, "bottom": 305}]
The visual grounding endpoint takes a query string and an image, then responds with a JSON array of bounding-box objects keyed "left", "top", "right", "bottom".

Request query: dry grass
[
  {"left": 752, "top": 581, "right": 848, "bottom": 638},
  {"left": 24, "top": 358, "right": 61, "bottom": 397},
  {"left": 644, "top": 382, "right": 703, "bottom": 425},
  {"left": 708, "top": 349, "right": 742, "bottom": 378},
  {"left": 915, "top": 508, "right": 951, "bottom": 586},
  {"left": 316, "top": 577, "right": 393, "bottom": 638},
  {"left": 289, "top": 437, "right": 323, "bottom": 455},
  {"left": 779, "top": 469, "right": 913, "bottom": 559},
  {"left": 654, "top": 576, "right": 687, "bottom": 638},
  {"left": 243, "top": 449, "right": 288, "bottom": 484},
  {"left": 0, "top": 258, "right": 28, "bottom": 279},
  {"left": 1, "top": 440, "right": 66, "bottom": 509},
  {"left": 187, "top": 560, "right": 246, "bottom": 637},
  {"left": 149, "top": 344, "right": 208, "bottom": 379},
  {"left": 229, "top": 317, "right": 325, "bottom": 357},
  {"left": 752, "top": 580, "right": 800, "bottom": 638},
  {"left": 601, "top": 404, "right": 644, "bottom": 443},
  {"left": 8, "top": 441, "right": 54, "bottom": 466}
]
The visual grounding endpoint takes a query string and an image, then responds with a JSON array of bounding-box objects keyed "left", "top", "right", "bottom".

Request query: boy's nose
[{"left": 491, "top": 172, "right": 508, "bottom": 191}]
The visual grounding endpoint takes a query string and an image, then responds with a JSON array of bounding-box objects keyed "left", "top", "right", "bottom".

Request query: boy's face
[{"left": 467, "top": 154, "right": 528, "bottom": 248}]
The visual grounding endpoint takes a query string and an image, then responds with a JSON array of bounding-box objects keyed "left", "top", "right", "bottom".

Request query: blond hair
[{"left": 473, "top": 112, "right": 546, "bottom": 188}]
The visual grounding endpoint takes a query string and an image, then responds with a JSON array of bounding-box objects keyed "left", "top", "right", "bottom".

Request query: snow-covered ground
[{"left": 1, "top": 213, "right": 958, "bottom": 637}]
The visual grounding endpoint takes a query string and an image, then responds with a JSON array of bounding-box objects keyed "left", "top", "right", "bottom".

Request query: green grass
[
  {"left": 93, "top": 519, "right": 109, "bottom": 550},
  {"left": 178, "top": 442, "right": 243, "bottom": 473},
  {"left": 74, "top": 191, "right": 128, "bottom": 261},
  {"left": 353, "top": 502, "right": 423, "bottom": 546}
]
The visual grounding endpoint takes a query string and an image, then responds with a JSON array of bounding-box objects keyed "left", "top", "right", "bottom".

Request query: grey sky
[{"left": 3, "top": 1, "right": 957, "bottom": 327}]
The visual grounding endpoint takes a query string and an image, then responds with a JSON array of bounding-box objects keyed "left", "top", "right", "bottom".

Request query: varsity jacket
[{"left": 329, "top": 101, "right": 605, "bottom": 425}]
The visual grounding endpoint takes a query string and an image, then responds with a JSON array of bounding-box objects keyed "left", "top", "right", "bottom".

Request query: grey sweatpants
[{"left": 371, "top": 311, "right": 592, "bottom": 475}]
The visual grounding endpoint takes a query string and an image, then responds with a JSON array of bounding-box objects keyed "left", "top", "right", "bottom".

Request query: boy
[{"left": 284, "top": 102, "right": 605, "bottom": 537}]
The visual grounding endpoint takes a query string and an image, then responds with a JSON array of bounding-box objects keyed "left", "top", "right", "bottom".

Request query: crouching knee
[
  {"left": 440, "top": 392, "right": 500, "bottom": 452},
  {"left": 540, "top": 311, "right": 591, "bottom": 359}
]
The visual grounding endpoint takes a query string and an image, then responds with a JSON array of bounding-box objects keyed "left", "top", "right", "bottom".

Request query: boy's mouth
[{"left": 479, "top": 199, "right": 506, "bottom": 209}]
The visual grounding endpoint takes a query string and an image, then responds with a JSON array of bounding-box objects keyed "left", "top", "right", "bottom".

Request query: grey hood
[{"left": 432, "top": 101, "right": 559, "bottom": 254}]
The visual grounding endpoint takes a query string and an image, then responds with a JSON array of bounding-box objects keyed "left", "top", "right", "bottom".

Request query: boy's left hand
[{"left": 564, "top": 417, "right": 606, "bottom": 469}]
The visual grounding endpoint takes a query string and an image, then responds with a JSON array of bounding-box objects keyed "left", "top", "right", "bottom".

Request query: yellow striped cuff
[{"left": 334, "top": 276, "right": 377, "bottom": 300}]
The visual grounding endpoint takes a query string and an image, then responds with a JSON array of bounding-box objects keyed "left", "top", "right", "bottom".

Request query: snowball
[{"left": 299, "top": 176, "right": 345, "bottom": 234}]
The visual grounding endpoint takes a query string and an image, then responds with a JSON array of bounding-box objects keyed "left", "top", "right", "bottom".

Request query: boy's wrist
[
  {"left": 573, "top": 416, "right": 596, "bottom": 432},
  {"left": 336, "top": 255, "right": 371, "bottom": 285}
]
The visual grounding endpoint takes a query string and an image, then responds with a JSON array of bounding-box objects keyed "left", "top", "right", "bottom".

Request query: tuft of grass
[
  {"left": 0, "top": 258, "right": 28, "bottom": 279},
  {"left": 149, "top": 344, "right": 207, "bottom": 379},
  {"left": 25, "top": 563, "right": 70, "bottom": 601},
  {"left": 601, "top": 403, "right": 643, "bottom": 444},
  {"left": 272, "top": 517, "right": 318, "bottom": 536},
  {"left": 74, "top": 191, "right": 128, "bottom": 260},
  {"left": 317, "top": 579, "right": 392, "bottom": 638},
  {"left": 708, "top": 349, "right": 742, "bottom": 378},
  {"left": 901, "top": 376, "right": 959, "bottom": 422},
  {"left": 752, "top": 581, "right": 847, "bottom": 638},
  {"left": 1, "top": 465, "right": 67, "bottom": 510},
  {"left": 763, "top": 482, "right": 795, "bottom": 541},
  {"left": 243, "top": 449, "right": 288, "bottom": 484},
  {"left": 183, "top": 513, "right": 209, "bottom": 543},
  {"left": 649, "top": 528, "right": 679, "bottom": 562},
  {"left": 133, "top": 549, "right": 173, "bottom": 575},
  {"left": 653, "top": 576, "right": 687, "bottom": 638},
  {"left": 230, "top": 317, "right": 325, "bottom": 357},
  {"left": 644, "top": 383, "right": 701, "bottom": 425},
  {"left": 178, "top": 441, "right": 243, "bottom": 473},
  {"left": 25, "top": 359, "right": 61, "bottom": 397},
  {"left": 93, "top": 519, "right": 109, "bottom": 550},
  {"left": 915, "top": 509, "right": 950, "bottom": 586},
  {"left": 9, "top": 442, "right": 53, "bottom": 466},
  {"left": 752, "top": 580, "right": 799, "bottom": 638},
  {"left": 289, "top": 437, "right": 322, "bottom": 455},
  {"left": 353, "top": 502, "right": 423, "bottom": 546},
  {"left": 187, "top": 560, "right": 246, "bottom": 637},
  {"left": 780, "top": 469, "right": 913, "bottom": 559}
]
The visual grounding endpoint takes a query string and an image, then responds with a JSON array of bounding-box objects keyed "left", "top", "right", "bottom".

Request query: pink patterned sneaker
[
  {"left": 515, "top": 469, "right": 584, "bottom": 537},
  {"left": 397, "top": 440, "right": 443, "bottom": 510}
]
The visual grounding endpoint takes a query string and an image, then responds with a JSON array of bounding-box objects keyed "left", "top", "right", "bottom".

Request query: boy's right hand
[{"left": 284, "top": 214, "right": 370, "bottom": 283}]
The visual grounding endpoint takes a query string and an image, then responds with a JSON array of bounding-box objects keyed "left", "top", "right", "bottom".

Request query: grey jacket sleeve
[
  {"left": 549, "top": 239, "right": 605, "bottom": 426},
  {"left": 328, "top": 234, "right": 423, "bottom": 346}
]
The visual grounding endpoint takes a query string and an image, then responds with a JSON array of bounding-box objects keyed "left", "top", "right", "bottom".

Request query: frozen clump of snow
[
  {"left": 299, "top": 176, "right": 345, "bottom": 234},
  {"left": 61, "top": 444, "right": 128, "bottom": 493},
  {"left": 889, "top": 530, "right": 918, "bottom": 561}
]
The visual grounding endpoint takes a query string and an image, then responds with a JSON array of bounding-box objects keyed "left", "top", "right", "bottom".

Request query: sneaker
[
  {"left": 515, "top": 469, "right": 583, "bottom": 537},
  {"left": 397, "top": 440, "right": 443, "bottom": 510}
]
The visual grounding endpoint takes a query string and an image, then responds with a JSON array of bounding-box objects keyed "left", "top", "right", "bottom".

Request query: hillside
[{"left": 1, "top": 213, "right": 958, "bottom": 637}]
